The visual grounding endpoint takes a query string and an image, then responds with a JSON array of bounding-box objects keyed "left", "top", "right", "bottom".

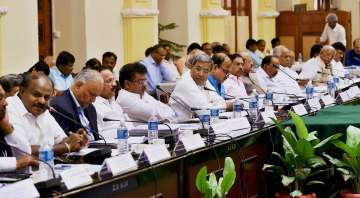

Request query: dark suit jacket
[
  {"left": 50, "top": 89, "right": 100, "bottom": 140},
  {"left": 0, "top": 129, "right": 12, "bottom": 157}
]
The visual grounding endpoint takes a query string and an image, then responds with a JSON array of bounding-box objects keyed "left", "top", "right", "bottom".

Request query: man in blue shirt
[
  {"left": 246, "top": 39, "right": 263, "bottom": 69},
  {"left": 49, "top": 51, "right": 75, "bottom": 95},
  {"left": 208, "top": 53, "right": 232, "bottom": 98},
  {"left": 345, "top": 38, "right": 360, "bottom": 66},
  {"left": 140, "top": 44, "right": 176, "bottom": 97}
]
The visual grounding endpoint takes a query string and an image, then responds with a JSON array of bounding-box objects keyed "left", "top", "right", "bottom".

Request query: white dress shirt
[
  {"left": 299, "top": 56, "right": 332, "bottom": 84},
  {"left": 0, "top": 157, "right": 16, "bottom": 172},
  {"left": 116, "top": 89, "right": 176, "bottom": 122},
  {"left": 223, "top": 74, "right": 248, "bottom": 98},
  {"left": 6, "top": 95, "right": 67, "bottom": 148},
  {"left": 255, "top": 68, "right": 284, "bottom": 93},
  {"left": 274, "top": 66, "right": 302, "bottom": 94},
  {"left": 320, "top": 23, "right": 346, "bottom": 46},
  {"left": 93, "top": 96, "right": 132, "bottom": 138},
  {"left": 169, "top": 71, "right": 226, "bottom": 121},
  {"left": 331, "top": 59, "right": 345, "bottom": 77}
]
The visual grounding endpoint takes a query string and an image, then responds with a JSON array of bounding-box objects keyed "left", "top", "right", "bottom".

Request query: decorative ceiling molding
[
  {"left": 0, "top": 7, "right": 8, "bottom": 17},
  {"left": 121, "top": 8, "right": 159, "bottom": 17},
  {"left": 257, "top": 11, "right": 280, "bottom": 18},
  {"left": 200, "top": 9, "right": 230, "bottom": 17}
]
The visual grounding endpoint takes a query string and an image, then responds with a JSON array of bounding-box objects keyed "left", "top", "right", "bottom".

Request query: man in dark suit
[{"left": 50, "top": 69, "right": 104, "bottom": 141}]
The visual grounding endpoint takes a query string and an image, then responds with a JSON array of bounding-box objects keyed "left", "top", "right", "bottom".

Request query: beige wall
[
  {"left": 338, "top": 0, "right": 360, "bottom": 43},
  {"left": 0, "top": 0, "right": 39, "bottom": 75},
  {"left": 53, "top": 0, "right": 125, "bottom": 72}
]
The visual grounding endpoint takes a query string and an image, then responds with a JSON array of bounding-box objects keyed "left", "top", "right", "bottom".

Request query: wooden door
[{"left": 38, "top": 0, "right": 53, "bottom": 59}]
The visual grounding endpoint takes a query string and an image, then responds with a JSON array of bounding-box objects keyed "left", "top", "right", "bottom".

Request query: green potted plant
[
  {"left": 323, "top": 125, "right": 360, "bottom": 198},
  {"left": 195, "top": 157, "right": 236, "bottom": 198},
  {"left": 263, "top": 111, "right": 342, "bottom": 197}
]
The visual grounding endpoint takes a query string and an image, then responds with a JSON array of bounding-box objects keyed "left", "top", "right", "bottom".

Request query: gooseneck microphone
[
  {"left": 203, "top": 87, "right": 250, "bottom": 102},
  {"left": 155, "top": 85, "right": 194, "bottom": 114},
  {"left": 48, "top": 106, "right": 107, "bottom": 146}
]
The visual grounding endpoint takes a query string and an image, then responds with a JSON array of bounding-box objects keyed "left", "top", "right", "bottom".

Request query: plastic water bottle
[
  {"left": 148, "top": 114, "right": 159, "bottom": 144},
  {"left": 264, "top": 91, "right": 273, "bottom": 107},
  {"left": 117, "top": 125, "right": 129, "bottom": 154},
  {"left": 210, "top": 108, "right": 220, "bottom": 125},
  {"left": 232, "top": 98, "right": 242, "bottom": 118},
  {"left": 38, "top": 144, "right": 54, "bottom": 179},
  {"left": 327, "top": 79, "right": 335, "bottom": 98},
  {"left": 249, "top": 90, "right": 258, "bottom": 122},
  {"left": 305, "top": 81, "right": 314, "bottom": 100},
  {"left": 344, "top": 70, "right": 350, "bottom": 85},
  {"left": 298, "top": 53, "right": 303, "bottom": 63},
  {"left": 333, "top": 75, "right": 340, "bottom": 89}
]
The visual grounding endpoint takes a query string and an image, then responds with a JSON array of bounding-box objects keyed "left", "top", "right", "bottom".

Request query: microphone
[
  {"left": 48, "top": 106, "right": 107, "bottom": 146},
  {"left": 273, "top": 65, "right": 300, "bottom": 81},
  {"left": 203, "top": 87, "right": 250, "bottom": 102},
  {"left": 317, "top": 71, "right": 345, "bottom": 80},
  {"left": 0, "top": 139, "right": 61, "bottom": 190}
]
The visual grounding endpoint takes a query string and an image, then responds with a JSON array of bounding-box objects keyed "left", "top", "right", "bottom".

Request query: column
[
  {"left": 0, "top": 7, "right": 8, "bottom": 75},
  {"left": 200, "top": 0, "right": 229, "bottom": 44},
  {"left": 122, "top": 0, "right": 158, "bottom": 64},
  {"left": 256, "top": 0, "right": 279, "bottom": 48}
]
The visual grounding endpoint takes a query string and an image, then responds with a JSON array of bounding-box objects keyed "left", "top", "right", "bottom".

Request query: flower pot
[
  {"left": 275, "top": 192, "right": 316, "bottom": 198},
  {"left": 340, "top": 190, "right": 360, "bottom": 198}
]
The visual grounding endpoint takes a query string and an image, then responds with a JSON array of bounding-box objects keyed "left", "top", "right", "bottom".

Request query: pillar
[
  {"left": 0, "top": 7, "right": 8, "bottom": 75},
  {"left": 256, "top": 0, "right": 279, "bottom": 50},
  {"left": 122, "top": 0, "right": 158, "bottom": 64},
  {"left": 200, "top": 0, "right": 229, "bottom": 44}
]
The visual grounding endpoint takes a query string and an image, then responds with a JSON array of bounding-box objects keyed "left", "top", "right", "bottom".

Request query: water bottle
[
  {"left": 38, "top": 144, "right": 54, "bottom": 180},
  {"left": 232, "top": 98, "right": 242, "bottom": 118},
  {"left": 305, "top": 81, "right": 314, "bottom": 100},
  {"left": 264, "top": 91, "right": 273, "bottom": 107},
  {"left": 148, "top": 114, "right": 159, "bottom": 144},
  {"left": 210, "top": 108, "right": 220, "bottom": 125},
  {"left": 333, "top": 75, "right": 340, "bottom": 89},
  {"left": 327, "top": 79, "right": 335, "bottom": 98},
  {"left": 298, "top": 53, "right": 303, "bottom": 63},
  {"left": 249, "top": 90, "right": 258, "bottom": 122},
  {"left": 344, "top": 70, "right": 350, "bottom": 85},
  {"left": 117, "top": 125, "right": 129, "bottom": 154}
]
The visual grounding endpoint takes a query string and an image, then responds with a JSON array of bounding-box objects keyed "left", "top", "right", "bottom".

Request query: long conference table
[{"left": 5, "top": 80, "right": 360, "bottom": 198}]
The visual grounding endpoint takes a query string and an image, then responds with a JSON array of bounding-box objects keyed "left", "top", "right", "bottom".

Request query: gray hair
[
  {"left": 74, "top": 68, "right": 104, "bottom": 84},
  {"left": 272, "top": 45, "right": 288, "bottom": 57},
  {"left": 326, "top": 13, "right": 338, "bottom": 22},
  {"left": 185, "top": 51, "right": 213, "bottom": 69},
  {"left": 320, "top": 45, "right": 336, "bottom": 54}
]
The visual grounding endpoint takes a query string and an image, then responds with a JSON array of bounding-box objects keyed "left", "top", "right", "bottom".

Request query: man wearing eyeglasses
[
  {"left": 208, "top": 53, "right": 232, "bottom": 98},
  {"left": 116, "top": 62, "right": 176, "bottom": 122},
  {"left": 253, "top": 55, "right": 283, "bottom": 92}
]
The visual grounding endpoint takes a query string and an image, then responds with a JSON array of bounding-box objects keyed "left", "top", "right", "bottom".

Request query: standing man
[
  {"left": 140, "top": 44, "right": 176, "bottom": 97},
  {"left": 246, "top": 39, "right": 263, "bottom": 69},
  {"left": 49, "top": 51, "right": 75, "bottom": 95},
  {"left": 319, "top": 13, "right": 346, "bottom": 46}
]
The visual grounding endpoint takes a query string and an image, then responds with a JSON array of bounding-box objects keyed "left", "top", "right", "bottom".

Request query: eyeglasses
[{"left": 192, "top": 66, "right": 210, "bottom": 74}]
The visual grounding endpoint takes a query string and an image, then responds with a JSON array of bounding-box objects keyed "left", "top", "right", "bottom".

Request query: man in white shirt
[
  {"left": 117, "top": 62, "right": 176, "bottom": 122},
  {"left": 170, "top": 52, "right": 227, "bottom": 121},
  {"left": 93, "top": 67, "right": 130, "bottom": 138},
  {"left": 299, "top": 45, "right": 336, "bottom": 85},
  {"left": 6, "top": 73, "right": 87, "bottom": 156},
  {"left": 223, "top": 54, "right": 248, "bottom": 98},
  {"left": 331, "top": 42, "right": 346, "bottom": 77},
  {"left": 0, "top": 84, "right": 38, "bottom": 172},
  {"left": 253, "top": 56, "right": 284, "bottom": 93},
  {"left": 319, "top": 13, "right": 346, "bottom": 46}
]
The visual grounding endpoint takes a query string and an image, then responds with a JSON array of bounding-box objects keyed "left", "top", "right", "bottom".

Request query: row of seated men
[{"left": 0, "top": 37, "right": 357, "bottom": 173}]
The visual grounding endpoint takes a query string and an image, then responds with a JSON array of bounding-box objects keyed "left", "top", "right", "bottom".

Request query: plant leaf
[
  {"left": 290, "top": 190, "right": 302, "bottom": 197},
  {"left": 272, "top": 118, "right": 297, "bottom": 150},
  {"left": 289, "top": 111, "right": 308, "bottom": 139},
  {"left": 307, "top": 156, "right": 326, "bottom": 168},
  {"left": 314, "top": 133, "right": 343, "bottom": 149},
  {"left": 332, "top": 140, "right": 356, "bottom": 157},
  {"left": 195, "top": 166, "right": 208, "bottom": 193},
  {"left": 306, "top": 131, "right": 319, "bottom": 142},
  {"left": 305, "top": 180, "right": 324, "bottom": 186},
  {"left": 221, "top": 157, "right": 236, "bottom": 195},
  {"left": 323, "top": 153, "right": 348, "bottom": 167},
  {"left": 295, "top": 139, "right": 315, "bottom": 162},
  {"left": 208, "top": 173, "right": 217, "bottom": 198},
  {"left": 281, "top": 175, "right": 295, "bottom": 186}
]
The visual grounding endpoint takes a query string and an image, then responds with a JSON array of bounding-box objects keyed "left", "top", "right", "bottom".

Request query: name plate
[
  {"left": 339, "top": 91, "right": 350, "bottom": 102},
  {"left": 307, "top": 98, "right": 321, "bottom": 111},
  {"left": 321, "top": 95, "right": 335, "bottom": 106},
  {"left": 60, "top": 166, "right": 93, "bottom": 190},
  {"left": 143, "top": 144, "right": 171, "bottom": 165},
  {"left": 292, "top": 104, "right": 308, "bottom": 116},
  {"left": 351, "top": 86, "right": 360, "bottom": 96},
  {"left": 180, "top": 133, "right": 205, "bottom": 151},
  {"left": 347, "top": 86, "right": 360, "bottom": 99},
  {"left": 0, "top": 178, "right": 39, "bottom": 198},
  {"left": 260, "top": 110, "right": 277, "bottom": 124},
  {"left": 104, "top": 153, "right": 138, "bottom": 176},
  {"left": 211, "top": 121, "right": 231, "bottom": 134},
  {"left": 228, "top": 117, "right": 251, "bottom": 131}
]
